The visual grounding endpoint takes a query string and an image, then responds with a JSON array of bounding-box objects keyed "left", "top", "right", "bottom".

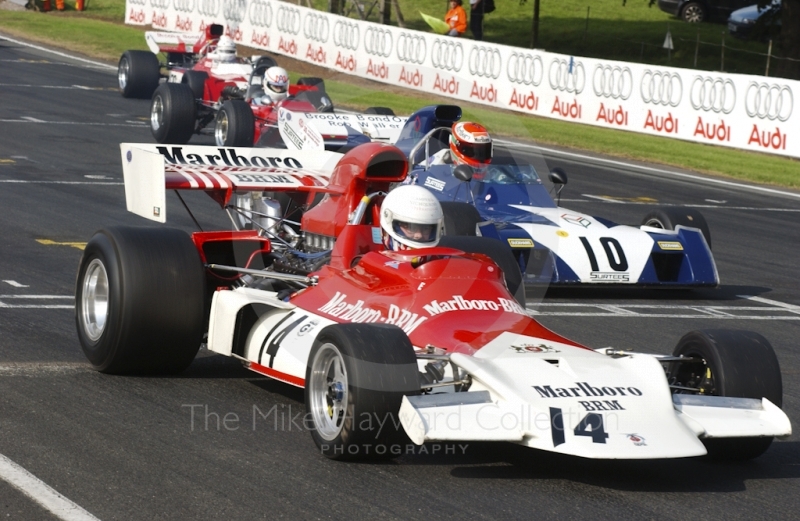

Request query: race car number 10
[{"left": 579, "top": 237, "right": 628, "bottom": 272}]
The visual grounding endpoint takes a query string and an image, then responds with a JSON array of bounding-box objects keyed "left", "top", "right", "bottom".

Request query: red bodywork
[{"left": 179, "top": 141, "right": 587, "bottom": 356}]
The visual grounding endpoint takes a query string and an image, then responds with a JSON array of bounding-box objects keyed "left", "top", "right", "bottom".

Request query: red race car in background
[{"left": 116, "top": 24, "right": 333, "bottom": 147}]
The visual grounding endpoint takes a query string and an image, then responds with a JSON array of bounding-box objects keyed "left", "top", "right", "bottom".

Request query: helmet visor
[
  {"left": 268, "top": 83, "right": 288, "bottom": 94},
  {"left": 454, "top": 139, "right": 492, "bottom": 163},
  {"left": 392, "top": 220, "right": 437, "bottom": 243}
]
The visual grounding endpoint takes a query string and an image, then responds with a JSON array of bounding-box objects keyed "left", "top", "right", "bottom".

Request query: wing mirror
[
  {"left": 453, "top": 164, "right": 474, "bottom": 182},
  {"left": 548, "top": 168, "right": 567, "bottom": 205}
]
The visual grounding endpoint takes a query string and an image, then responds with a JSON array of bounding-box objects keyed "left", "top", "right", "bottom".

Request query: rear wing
[
  {"left": 284, "top": 110, "right": 408, "bottom": 146},
  {"left": 144, "top": 31, "right": 204, "bottom": 55},
  {"left": 120, "top": 143, "right": 343, "bottom": 223}
]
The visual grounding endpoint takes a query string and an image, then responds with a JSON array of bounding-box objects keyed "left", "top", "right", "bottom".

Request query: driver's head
[
  {"left": 262, "top": 66, "right": 289, "bottom": 103},
  {"left": 450, "top": 121, "right": 492, "bottom": 168},
  {"left": 380, "top": 185, "right": 444, "bottom": 251},
  {"left": 215, "top": 36, "right": 237, "bottom": 63}
]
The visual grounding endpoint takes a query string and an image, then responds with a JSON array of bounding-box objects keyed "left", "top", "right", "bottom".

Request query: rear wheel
[
  {"left": 215, "top": 100, "right": 255, "bottom": 147},
  {"left": 670, "top": 329, "right": 783, "bottom": 460},
  {"left": 641, "top": 206, "right": 711, "bottom": 249},
  {"left": 75, "top": 226, "right": 207, "bottom": 375},
  {"left": 150, "top": 83, "right": 196, "bottom": 144},
  {"left": 305, "top": 324, "right": 420, "bottom": 460},
  {"left": 365, "top": 107, "right": 395, "bottom": 116},
  {"left": 118, "top": 50, "right": 160, "bottom": 99},
  {"left": 681, "top": 2, "right": 706, "bottom": 23},
  {"left": 181, "top": 70, "right": 208, "bottom": 100}
]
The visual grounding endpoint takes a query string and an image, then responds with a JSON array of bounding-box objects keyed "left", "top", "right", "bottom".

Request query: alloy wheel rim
[
  {"left": 309, "top": 343, "right": 349, "bottom": 441},
  {"left": 81, "top": 258, "right": 109, "bottom": 342}
]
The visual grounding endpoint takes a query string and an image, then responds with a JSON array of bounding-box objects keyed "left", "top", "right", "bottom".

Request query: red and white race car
[
  {"left": 74, "top": 141, "right": 790, "bottom": 461},
  {"left": 116, "top": 24, "right": 333, "bottom": 147}
]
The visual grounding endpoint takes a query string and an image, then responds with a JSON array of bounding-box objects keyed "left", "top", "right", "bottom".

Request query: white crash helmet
[
  {"left": 262, "top": 66, "right": 289, "bottom": 102},
  {"left": 215, "top": 36, "right": 237, "bottom": 63},
  {"left": 380, "top": 185, "right": 444, "bottom": 251}
]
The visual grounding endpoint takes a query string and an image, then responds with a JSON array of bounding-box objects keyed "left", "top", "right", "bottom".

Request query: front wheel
[
  {"left": 150, "top": 83, "right": 196, "bottom": 144},
  {"left": 215, "top": 100, "right": 255, "bottom": 147},
  {"left": 670, "top": 329, "right": 783, "bottom": 460},
  {"left": 118, "top": 50, "right": 160, "bottom": 99},
  {"left": 305, "top": 324, "right": 420, "bottom": 460},
  {"left": 641, "top": 206, "right": 711, "bottom": 249},
  {"left": 75, "top": 226, "right": 207, "bottom": 375}
]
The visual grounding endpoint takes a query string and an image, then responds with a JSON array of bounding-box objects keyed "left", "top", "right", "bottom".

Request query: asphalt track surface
[{"left": 1, "top": 36, "right": 799, "bottom": 520}]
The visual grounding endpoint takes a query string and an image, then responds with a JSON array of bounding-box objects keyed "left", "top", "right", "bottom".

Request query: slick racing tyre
[
  {"left": 641, "top": 206, "right": 712, "bottom": 250},
  {"left": 150, "top": 83, "right": 196, "bottom": 144},
  {"left": 181, "top": 70, "right": 208, "bottom": 100},
  {"left": 670, "top": 329, "right": 783, "bottom": 460},
  {"left": 305, "top": 324, "right": 420, "bottom": 460},
  {"left": 365, "top": 107, "right": 395, "bottom": 116},
  {"left": 75, "top": 226, "right": 206, "bottom": 375},
  {"left": 438, "top": 235, "right": 526, "bottom": 309},
  {"left": 215, "top": 100, "right": 255, "bottom": 147},
  {"left": 118, "top": 50, "right": 160, "bottom": 99}
]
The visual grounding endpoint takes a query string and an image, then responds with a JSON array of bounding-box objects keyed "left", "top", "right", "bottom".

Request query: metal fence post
[
  {"left": 720, "top": 31, "right": 725, "bottom": 72},
  {"left": 694, "top": 30, "right": 700, "bottom": 68},
  {"left": 766, "top": 39, "right": 773, "bottom": 77}
]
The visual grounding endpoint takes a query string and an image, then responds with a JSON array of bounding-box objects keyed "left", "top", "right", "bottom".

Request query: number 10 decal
[
  {"left": 579, "top": 237, "right": 628, "bottom": 272},
  {"left": 550, "top": 407, "right": 609, "bottom": 446}
]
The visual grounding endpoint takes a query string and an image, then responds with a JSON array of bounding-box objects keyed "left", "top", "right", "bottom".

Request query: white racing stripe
[
  {"left": 0, "top": 35, "right": 116, "bottom": 70},
  {"left": 0, "top": 119, "right": 145, "bottom": 127},
  {"left": 0, "top": 180, "right": 122, "bottom": 185},
  {"left": 0, "top": 454, "right": 101, "bottom": 521},
  {"left": 580, "top": 194, "right": 800, "bottom": 212}
]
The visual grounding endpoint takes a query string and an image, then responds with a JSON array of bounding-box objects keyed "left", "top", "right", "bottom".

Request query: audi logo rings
[
  {"left": 469, "top": 46, "right": 501, "bottom": 79},
  {"left": 432, "top": 39, "right": 463, "bottom": 72},
  {"left": 333, "top": 20, "right": 360, "bottom": 51},
  {"left": 745, "top": 82, "right": 793, "bottom": 122},
  {"left": 197, "top": 0, "right": 220, "bottom": 18},
  {"left": 172, "top": 0, "right": 194, "bottom": 13},
  {"left": 129, "top": 0, "right": 146, "bottom": 5},
  {"left": 151, "top": 0, "right": 170, "bottom": 10},
  {"left": 549, "top": 58, "right": 585, "bottom": 94},
  {"left": 276, "top": 5, "right": 301, "bottom": 35},
  {"left": 396, "top": 33, "right": 426, "bottom": 64},
  {"left": 365, "top": 27, "right": 393, "bottom": 58},
  {"left": 690, "top": 76, "right": 736, "bottom": 114},
  {"left": 223, "top": 0, "right": 247, "bottom": 23},
  {"left": 249, "top": 0, "right": 272, "bottom": 28},
  {"left": 304, "top": 12, "right": 330, "bottom": 43},
  {"left": 592, "top": 65, "right": 633, "bottom": 100},
  {"left": 506, "top": 52, "right": 543, "bottom": 86},
  {"left": 640, "top": 70, "right": 682, "bottom": 107}
]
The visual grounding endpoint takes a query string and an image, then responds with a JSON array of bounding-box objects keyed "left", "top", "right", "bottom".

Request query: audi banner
[{"left": 126, "top": 0, "right": 798, "bottom": 159}]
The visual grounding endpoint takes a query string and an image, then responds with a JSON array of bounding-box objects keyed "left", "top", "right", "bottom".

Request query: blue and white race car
[{"left": 393, "top": 105, "right": 718, "bottom": 288}]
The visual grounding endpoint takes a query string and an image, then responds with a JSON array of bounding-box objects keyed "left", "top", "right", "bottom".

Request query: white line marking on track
[
  {"left": 20, "top": 116, "right": 46, "bottom": 122},
  {"left": 580, "top": 194, "right": 800, "bottom": 211},
  {"left": 0, "top": 295, "right": 73, "bottom": 309},
  {"left": 495, "top": 138, "right": 800, "bottom": 200},
  {"left": 527, "top": 301, "right": 800, "bottom": 319},
  {"left": 0, "top": 180, "right": 122, "bottom": 185},
  {"left": 0, "top": 35, "right": 116, "bottom": 70},
  {"left": 0, "top": 119, "right": 145, "bottom": 127},
  {"left": 3, "top": 280, "right": 29, "bottom": 288},
  {"left": 0, "top": 453, "right": 101, "bottom": 521}
]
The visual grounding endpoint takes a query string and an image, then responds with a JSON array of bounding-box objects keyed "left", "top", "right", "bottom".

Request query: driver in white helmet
[
  {"left": 210, "top": 35, "right": 238, "bottom": 63},
  {"left": 379, "top": 185, "right": 444, "bottom": 251},
  {"left": 254, "top": 66, "right": 290, "bottom": 106}
]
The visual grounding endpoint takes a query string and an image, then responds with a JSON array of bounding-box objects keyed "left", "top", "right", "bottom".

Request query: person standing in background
[
  {"left": 445, "top": 0, "right": 467, "bottom": 37},
  {"left": 470, "top": 0, "right": 484, "bottom": 40}
]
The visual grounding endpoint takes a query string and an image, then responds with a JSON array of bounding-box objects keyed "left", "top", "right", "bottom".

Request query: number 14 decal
[
  {"left": 550, "top": 407, "right": 609, "bottom": 446},
  {"left": 579, "top": 236, "right": 628, "bottom": 272}
]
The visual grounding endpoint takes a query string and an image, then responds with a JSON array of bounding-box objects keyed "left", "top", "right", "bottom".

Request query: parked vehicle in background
[
  {"left": 657, "top": 0, "right": 752, "bottom": 23},
  {"left": 728, "top": 0, "right": 782, "bottom": 40}
]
